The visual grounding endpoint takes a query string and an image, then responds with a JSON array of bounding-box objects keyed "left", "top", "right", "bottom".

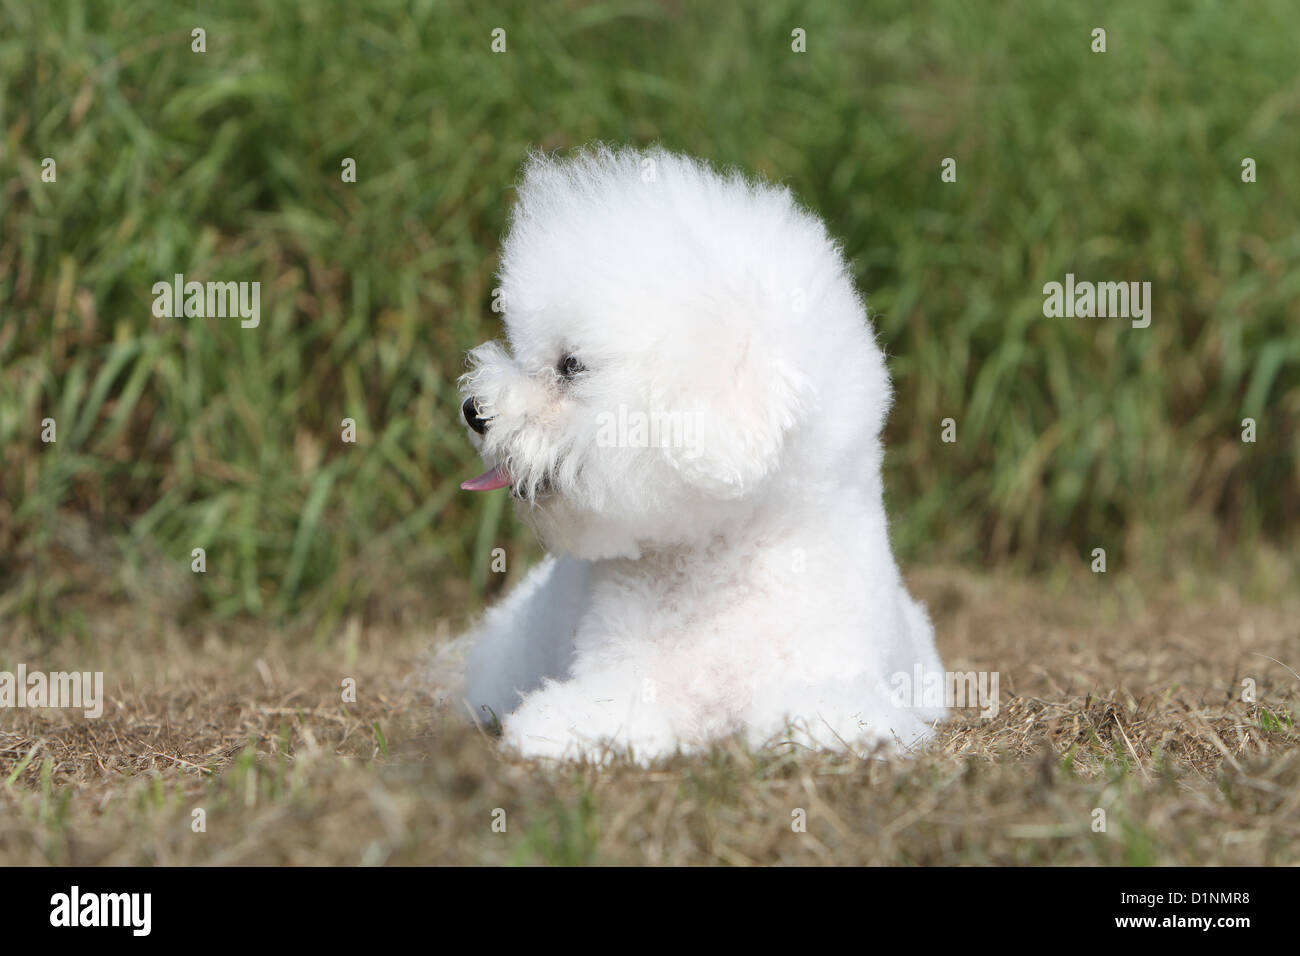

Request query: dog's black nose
[{"left": 462, "top": 397, "right": 489, "bottom": 435}]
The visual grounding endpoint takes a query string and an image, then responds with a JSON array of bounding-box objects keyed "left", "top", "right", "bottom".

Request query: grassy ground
[{"left": 2, "top": 561, "right": 1295, "bottom": 866}]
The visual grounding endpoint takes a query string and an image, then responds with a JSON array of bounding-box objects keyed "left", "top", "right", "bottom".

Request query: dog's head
[{"left": 459, "top": 146, "right": 891, "bottom": 559}]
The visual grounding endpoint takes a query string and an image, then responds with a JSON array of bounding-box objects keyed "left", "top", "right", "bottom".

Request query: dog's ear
[{"left": 662, "top": 342, "right": 813, "bottom": 499}]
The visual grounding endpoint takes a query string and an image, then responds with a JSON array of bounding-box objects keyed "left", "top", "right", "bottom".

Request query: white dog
[{"left": 456, "top": 146, "right": 945, "bottom": 762}]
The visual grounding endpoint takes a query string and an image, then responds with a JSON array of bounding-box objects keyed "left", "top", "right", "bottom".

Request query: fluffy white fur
[{"left": 455, "top": 146, "right": 945, "bottom": 762}]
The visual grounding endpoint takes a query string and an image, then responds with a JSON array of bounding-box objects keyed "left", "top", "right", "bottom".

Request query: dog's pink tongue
[{"left": 460, "top": 466, "right": 511, "bottom": 491}]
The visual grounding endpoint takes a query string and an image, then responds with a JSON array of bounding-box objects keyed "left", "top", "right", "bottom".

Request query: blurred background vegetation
[{"left": 1, "top": 0, "right": 1297, "bottom": 635}]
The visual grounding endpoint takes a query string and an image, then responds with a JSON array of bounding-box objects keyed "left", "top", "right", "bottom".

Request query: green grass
[
  {"left": 1260, "top": 707, "right": 1293, "bottom": 732},
  {"left": 1, "top": 0, "right": 1298, "bottom": 624}
]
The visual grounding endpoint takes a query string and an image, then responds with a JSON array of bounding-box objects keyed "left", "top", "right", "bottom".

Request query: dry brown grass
[{"left": 1, "top": 565, "right": 1297, "bottom": 865}]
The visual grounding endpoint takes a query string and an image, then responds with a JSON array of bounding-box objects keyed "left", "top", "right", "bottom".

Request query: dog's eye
[{"left": 558, "top": 353, "right": 585, "bottom": 379}]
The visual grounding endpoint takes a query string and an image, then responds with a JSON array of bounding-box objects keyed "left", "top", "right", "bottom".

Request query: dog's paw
[{"left": 501, "top": 681, "right": 679, "bottom": 765}]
